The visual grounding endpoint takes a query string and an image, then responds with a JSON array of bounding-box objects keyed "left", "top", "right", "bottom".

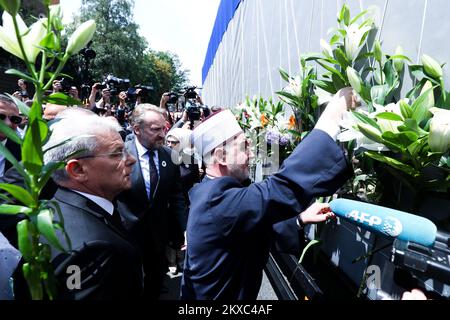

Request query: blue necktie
[{"left": 149, "top": 150, "right": 159, "bottom": 199}]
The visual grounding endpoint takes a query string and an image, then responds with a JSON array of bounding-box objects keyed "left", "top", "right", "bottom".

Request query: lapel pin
[{"left": 162, "top": 161, "right": 167, "bottom": 167}]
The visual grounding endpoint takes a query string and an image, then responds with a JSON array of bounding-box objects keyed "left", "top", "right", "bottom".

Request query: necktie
[
  {"left": 111, "top": 203, "right": 123, "bottom": 227},
  {"left": 149, "top": 150, "right": 159, "bottom": 199}
]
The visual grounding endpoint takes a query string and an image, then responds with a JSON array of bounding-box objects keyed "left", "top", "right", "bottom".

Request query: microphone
[{"left": 329, "top": 199, "right": 437, "bottom": 247}]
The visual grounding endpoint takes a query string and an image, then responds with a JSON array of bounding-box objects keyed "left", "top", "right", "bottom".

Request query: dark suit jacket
[
  {"left": 181, "top": 129, "right": 353, "bottom": 300},
  {"left": 117, "top": 140, "right": 186, "bottom": 259},
  {"left": 4, "top": 138, "right": 21, "bottom": 173},
  {"left": 0, "top": 139, "right": 24, "bottom": 247},
  {"left": 47, "top": 188, "right": 143, "bottom": 300}
]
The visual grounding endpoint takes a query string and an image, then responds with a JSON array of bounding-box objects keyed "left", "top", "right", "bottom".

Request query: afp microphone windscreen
[{"left": 329, "top": 199, "right": 437, "bottom": 247}]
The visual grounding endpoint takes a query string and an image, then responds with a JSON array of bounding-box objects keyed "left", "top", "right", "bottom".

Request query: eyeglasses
[
  {"left": 77, "top": 148, "right": 130, "bottom": 161},
  {"left": 0, "top": 113, "right": 22, "bottom": 125}
]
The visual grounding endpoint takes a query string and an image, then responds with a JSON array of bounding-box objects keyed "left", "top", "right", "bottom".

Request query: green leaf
[
  {"left": 399, "top": 100, "right": 413, "bottom": 119},
  {"left": 0, "top": 204, "right": 32, "bottom": 215},
  {"left": 0, "top": 183, "right": 34, "bottom": 206},
  {"left": 5, "top": 93, "right": 31, "bottom": 117},
  {"left": 317, "top": 60, "right": 346, "bottom": 82},
  {"left": 343, "top": 6, "right": 350, "bottom": 25},
  {"left": 388, "top": 54, "right": 412, "bottom": 63},
  {"left": 329, "top": 34, "right": 341, "bottom": 45},
  {"left": 334, "top": 48, "right": 349, "bottom": 70},
  {"left": 276, "top": 91, "right": 299, "bottom": 103},
  {"left": 37, "top": 161, "right": 65, "bottom": 190},
  {"left": 398, "top": 119, "right": 428, "bottom": 137},
  {"left": 37, "top": 208, "right": 66, "bottom": 252},
  {"left": 17, "top": 220, "right": 33, "bottom": 261},
  {"left": 407, "top": 137, "right": 428, "bottom": 158},
  {"left": 279, "top": 68, "right": 291, "bottom": 82},
  {"left": 332, "top": 73, "right": 346, "bottom": 91},
  {"left": 357, "top": 123, "right": 385, "bottom": 144},
  {"left": 39, "top": 31, "right": 57, "bottom": 50},
  {"left": 411, "top": 85, "right": 434, "bottom": 124},
  {"left": 0, "top": 141, "right": 27, "bottom": 178},
  {"left": 43, "top": 93, "right": 81, "bottom": 106},
  {"left": 311, "top": 80, "right": 336, "bottom": 94},
  {"left": 364, "top": 152, "right": 419, "bottom": 176},
  {"left": 376, "top": 112, "right": 403, "bottom": 121},
  {"left": 382, "top": 131, "right": 418, "bottom": 148},
  {"left": 298, "top": 239, "right": 321, "bottom": 265},
  {"left": 22, "top": 119, "right": 44, "bottom": 175},
  {"left": 349, "top": 10, "right": 368, "bottom": 25},
  {"left": 5, "top": 69, "right": 37, "bottom": 85},
  {"left": 22, "top": 263, "right": 43, "bottom": 300},
  {"left": 302, "top": 53, "right": 324, "bottom": 62},
  {"left": 0, "top": 118, "right": 22, "bottom": 145},
  {"left": 352, "top": 111, "right": 382, "bottom": 131}
]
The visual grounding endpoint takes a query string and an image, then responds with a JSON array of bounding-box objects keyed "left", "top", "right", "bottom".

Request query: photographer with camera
[
  {"left": 88, "top": 82, "right": 112, "bottom": 116},
  {"left": 168, "top": 87, "right": 207, "bottom": 131}
]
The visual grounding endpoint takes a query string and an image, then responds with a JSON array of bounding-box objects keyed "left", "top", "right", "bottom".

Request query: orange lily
[
  {"left": 288, "top": 115, "right": 296, "bottom": 130},
  {"left": 260, "top": 113, "right": 269, "bottom": 127}
]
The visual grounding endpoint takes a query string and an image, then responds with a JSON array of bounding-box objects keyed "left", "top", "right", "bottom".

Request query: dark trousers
[{"left": 142, "top": 252, "right": 168, "bottom": 299}]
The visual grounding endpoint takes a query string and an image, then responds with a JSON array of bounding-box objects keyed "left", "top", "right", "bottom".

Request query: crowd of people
[{"left": 0, "top": 80, "right": 426, "bottom": 300}]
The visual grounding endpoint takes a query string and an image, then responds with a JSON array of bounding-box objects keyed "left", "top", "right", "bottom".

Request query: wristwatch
[{"left": 297, "top": 214, "right": 306, "bottom": 229}]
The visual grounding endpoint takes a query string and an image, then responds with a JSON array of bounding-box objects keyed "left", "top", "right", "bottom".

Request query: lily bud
[
  {"left": 66, "top": 20, "right": 96, "bottom": 56},
  {"left": 0, "top": 0, "right": 20, "bottom": 16},
  {"left": 422, "top": 54, "right": 443, "bottom": 79},
  {"left": 374, "top": 40, "right": 383, "bottom": 63},
  {"left": 428, "top": 108, "right": 450, "bottom": 153},
  {"left": 357, "top": 123, "right": 384, "bottom": 144},
  {"left": 393, "top": 46, "right": 405, "bottom": 73},
  {"left": 347, "top": 67, "right": 362, "bottom": 93}
]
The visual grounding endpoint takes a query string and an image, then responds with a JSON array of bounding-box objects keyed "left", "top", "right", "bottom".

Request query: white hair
[
  {"left": 131, "top": 103, "right": 165, "bottom": 128},
  {"left": 44, "top": 114, "right": 123, "bottom": 183}
]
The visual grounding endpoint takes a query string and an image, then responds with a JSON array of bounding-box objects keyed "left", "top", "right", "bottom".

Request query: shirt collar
[
  {"left": 134, "top": 138, "right": 157, "bottom": 158},
  {"left": 72, "top": 190, "right": 114, "bottom": 216},
  {"left": 135, "top": 138, "right": 152, "bottom": 158}
]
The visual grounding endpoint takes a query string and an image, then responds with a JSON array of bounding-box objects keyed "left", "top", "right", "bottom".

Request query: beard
[{"left": 228, "top": 163, "right": 249, "bottom": 183}]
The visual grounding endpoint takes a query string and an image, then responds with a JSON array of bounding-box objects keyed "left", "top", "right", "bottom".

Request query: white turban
[{"left": 191, "top": 110, "right": 243, "bottom": 156}]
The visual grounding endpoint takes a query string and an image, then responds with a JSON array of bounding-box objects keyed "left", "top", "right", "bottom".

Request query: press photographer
[{"left": 167, "top": 87, "right": 210, "bottom": 130}]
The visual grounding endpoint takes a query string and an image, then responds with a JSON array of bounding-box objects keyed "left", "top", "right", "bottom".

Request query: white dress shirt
[
  {"left": 73, "top": 190, "right": 114, "bottom": 216},
  {"left": 135, "top": 139, "right": 159, "bottom": 199}
]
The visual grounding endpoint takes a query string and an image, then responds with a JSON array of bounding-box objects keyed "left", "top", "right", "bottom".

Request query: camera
[
  {"left": 184, "top": 86, "right": 198, "bottom": 100},
  {"left": 59, "top": 78, "right": 73, "bottom": 93},
  {"left": 185, "top": 100, "right": 202, "bottom": 122},
  {"left": 103, "top": 74, "right": 130, "bottom": 95},
  {"left": 166, "top": 92, "right": 179, "bottom": 104}
]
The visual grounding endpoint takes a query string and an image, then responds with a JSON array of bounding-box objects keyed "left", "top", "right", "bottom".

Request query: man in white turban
[{"left": 181, "top": 88, "right": 357, "bottom": 300}]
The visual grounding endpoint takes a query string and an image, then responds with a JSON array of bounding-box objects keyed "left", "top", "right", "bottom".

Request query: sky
[{"left": 59, "top": 0, "right": 221, "bottom": 87}]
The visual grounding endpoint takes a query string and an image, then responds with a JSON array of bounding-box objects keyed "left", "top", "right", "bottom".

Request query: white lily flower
[
  {"left": 283, "top": 76, "right": 302, "bottom": 97},
  {"left": 344, "top": 23, "right": 372, "bottom": 61},
  {"left": 428, "top": 108, "right": 450, "bottom": 153},
  {"left": 338, "top": 111, "right": 389, "bottom": 151},
  {"left": 0, "top": 11, "right": 47, "bottom": 63}
]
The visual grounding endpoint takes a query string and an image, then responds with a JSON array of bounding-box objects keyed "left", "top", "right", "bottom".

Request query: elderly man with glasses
[{"left": 26, "top": 113, "right": 145, "bottom": 300}]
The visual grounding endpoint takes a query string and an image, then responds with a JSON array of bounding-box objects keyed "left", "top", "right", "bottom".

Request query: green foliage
[
  {"left": 0, "top": 1, "right": 95, "bottom": 299},
  {"left": 66, "top": 0, "right": 189, "bottom": 102}
]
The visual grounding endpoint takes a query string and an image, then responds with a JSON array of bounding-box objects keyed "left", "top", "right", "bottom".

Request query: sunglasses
[{"left": 0, "top": 113, "right": 22, "bottom": 125}]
